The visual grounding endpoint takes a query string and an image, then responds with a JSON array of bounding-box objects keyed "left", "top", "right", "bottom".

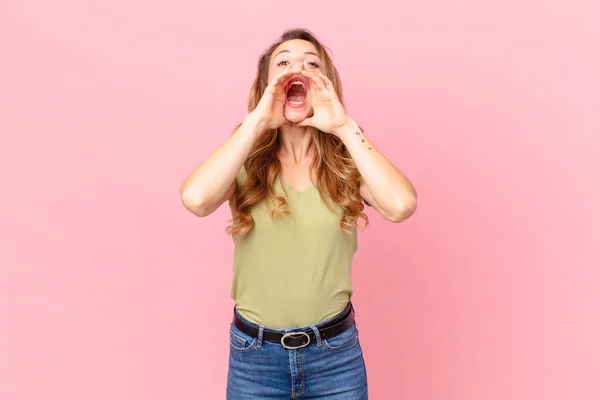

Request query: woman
[{"left": 181, "top": 28, "right": 417, "bottom": 399}]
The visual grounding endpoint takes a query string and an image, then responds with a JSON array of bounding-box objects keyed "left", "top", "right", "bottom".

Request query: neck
[{"left": 278, "top": 125, "right": 317, "bottom": 164}]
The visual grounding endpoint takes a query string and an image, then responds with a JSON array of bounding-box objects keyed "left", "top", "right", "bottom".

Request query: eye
[
  {"left": 307, "top": 61, "right": 320, "bottom": 68},
  {"left": 277, "top": 60, "right": 289, "bottom": 67}
]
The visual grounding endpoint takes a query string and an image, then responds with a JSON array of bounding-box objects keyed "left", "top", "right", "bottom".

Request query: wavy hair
[{"left": 227, "top": 28, "right": 368, "bottom": 238}]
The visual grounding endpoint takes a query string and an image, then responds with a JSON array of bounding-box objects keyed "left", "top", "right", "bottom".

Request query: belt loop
[
  {"left": 309, "top": 324, "right": 322, "bottom": 347},
  {"left": 257, "top": 325, "right": 264, "bottom": 348}
]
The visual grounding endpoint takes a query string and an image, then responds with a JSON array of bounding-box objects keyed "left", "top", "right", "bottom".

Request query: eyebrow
[{"left": 273, "top": 50, "right": 320, "bottom": 58}]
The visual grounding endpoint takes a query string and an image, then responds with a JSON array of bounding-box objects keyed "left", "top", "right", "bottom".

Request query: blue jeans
[{"left": 227, "top": 303, "right": 368, "bottom": 399}]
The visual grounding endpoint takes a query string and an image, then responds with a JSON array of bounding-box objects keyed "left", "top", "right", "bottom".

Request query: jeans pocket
[
  {"left": 229, "top": 322, "right": 257, "bottom": 352},
  {"left": 322, "top": 321, "right": 359, "bottom": 351}
]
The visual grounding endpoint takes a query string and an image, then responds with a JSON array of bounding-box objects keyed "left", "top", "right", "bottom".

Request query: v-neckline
[{"left": 278, "top": 175, "right": 315, "bottom": 198}]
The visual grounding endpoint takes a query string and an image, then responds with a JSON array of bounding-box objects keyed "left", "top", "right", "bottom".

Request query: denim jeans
[{"left": 226, "top": 303, "right": 368, "bottom": 399}]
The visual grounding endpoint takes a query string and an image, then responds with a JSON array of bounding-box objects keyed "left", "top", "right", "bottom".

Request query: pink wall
[{"left": 1, "top": 1, "right": 599, "bottom": 399}]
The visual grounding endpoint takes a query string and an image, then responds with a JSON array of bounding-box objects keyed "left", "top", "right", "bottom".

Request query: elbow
[
  {"left": 180, "top": 189, "right": 212, "bottom": 218},
  {"left": 387, "top": 197, "right": 417, "bottom": 223}
]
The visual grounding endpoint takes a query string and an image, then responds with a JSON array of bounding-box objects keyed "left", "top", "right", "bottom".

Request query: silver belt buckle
[{"left": 280, "top": 331, "right": 311, "bottom": 350}]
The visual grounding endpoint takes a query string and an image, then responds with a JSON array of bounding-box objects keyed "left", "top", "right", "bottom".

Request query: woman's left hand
[{"left": 294, "top": 62, "right": 349, "bottom": 135}]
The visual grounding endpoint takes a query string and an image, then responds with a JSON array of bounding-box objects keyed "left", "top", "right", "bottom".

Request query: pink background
[{"left": 1, "top": 1, "right": 599, "bottom": 399}]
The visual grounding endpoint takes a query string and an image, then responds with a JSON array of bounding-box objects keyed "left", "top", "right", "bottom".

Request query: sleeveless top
[{"left": 229, "top": 165, "right": 357, "bottom": 329}]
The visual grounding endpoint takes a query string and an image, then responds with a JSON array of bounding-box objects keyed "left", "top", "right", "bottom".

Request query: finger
[
  {"left": 262, "top": 69, "right": 293, "bottom": 109},
  {"left": 318, "top": 71, "right": 336, "bottom": 93},
  {"left": 268, "top": 66, "right": 292, "bottom": 88},
  {"left": 272, "top": 66, "right": 304, "bottom": 95},
  {"left": 264, "top": 73, "right": 292, "bottom": 103},
  {"left": 262, "top": 84, "right": 275, "bottom": 96},
  {"left": 284, "top": 63, "right": 304, "bottom": 84},
  {"left": 301, "top": 67, "right": 327, "bottom": 92}
]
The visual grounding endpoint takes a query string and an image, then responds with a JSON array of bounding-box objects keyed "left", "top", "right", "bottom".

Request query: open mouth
[{"left": 285, "top": 77, "right": 308, "bottom": 108}]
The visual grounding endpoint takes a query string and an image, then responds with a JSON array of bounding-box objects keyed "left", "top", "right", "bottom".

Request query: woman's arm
[
  {"left": 291, "top": 66, "right": 417, "bottom": 223},
  {"left": 335, "top": 118, "right": 417, "bottom": 223},
  {"left": 181, "top": 64, "right": 303, "bottom": 217},
  {"left": 180, "top": 116, "right": 263, "bottom": 217}
]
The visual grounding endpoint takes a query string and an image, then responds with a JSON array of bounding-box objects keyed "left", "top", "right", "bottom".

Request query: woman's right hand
[{"left": 246, "top": 62, "right": 304, "bottom": 132}]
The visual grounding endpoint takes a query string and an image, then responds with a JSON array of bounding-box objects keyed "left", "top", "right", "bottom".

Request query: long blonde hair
[{"left": 227, "top": 28, "right": 368, "bottom": 238}]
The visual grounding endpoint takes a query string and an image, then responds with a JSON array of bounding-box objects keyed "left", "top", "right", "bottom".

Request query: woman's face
[{"left": 268, "top": 39, "right": 323, "bottom": 124}]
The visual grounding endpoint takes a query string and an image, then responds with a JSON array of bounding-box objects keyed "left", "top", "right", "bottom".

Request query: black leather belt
[{"left": 233, "top": 301, "right": 355, "bottom": 349}]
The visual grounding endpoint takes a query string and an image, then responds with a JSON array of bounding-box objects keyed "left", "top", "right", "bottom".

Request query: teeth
[{"left": 290, "top": 81, "right": 305, "bottom": 87}]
